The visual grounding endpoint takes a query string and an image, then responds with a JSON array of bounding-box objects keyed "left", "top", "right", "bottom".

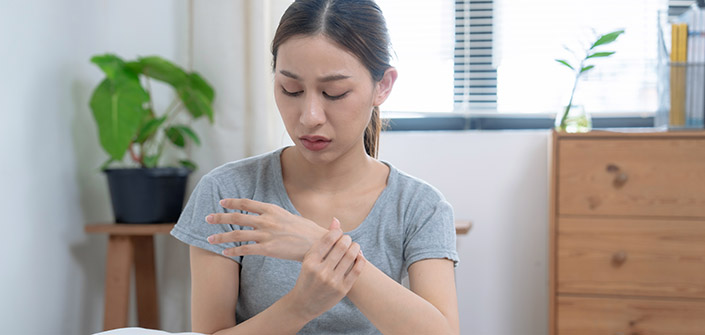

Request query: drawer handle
[
  {"left": 612, "top": 250, "right": 628, "bottom": 267},
  {"left": 606, "top": 164, "right": 628, "bottom": 188}
]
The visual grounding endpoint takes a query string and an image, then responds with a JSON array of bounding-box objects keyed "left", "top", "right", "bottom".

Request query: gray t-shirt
[{"left": 171, "top": 148, "right": 458, "bottom": 334}]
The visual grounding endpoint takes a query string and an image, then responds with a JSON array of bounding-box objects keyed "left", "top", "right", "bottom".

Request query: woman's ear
[{"left": 373, "top": 67, "right": 398, "bottom": 107}]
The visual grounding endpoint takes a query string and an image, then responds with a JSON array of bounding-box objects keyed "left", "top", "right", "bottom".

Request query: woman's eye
[
  {"left": 323, "top": 91, "right": 348, "bottom": 100},
  {"left": 281, "top": 87, "right": 302, "bottom": 97}
]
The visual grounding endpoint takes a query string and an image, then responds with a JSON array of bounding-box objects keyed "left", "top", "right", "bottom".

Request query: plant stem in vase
[{"left": 554, "top": 29, "right": 624, "bottom": 132}]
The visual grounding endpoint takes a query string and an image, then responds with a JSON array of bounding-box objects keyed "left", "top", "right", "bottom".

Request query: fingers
[
  {"left": 207, "top": 199, "right": 277, "bottom": 227},
  {"left": 323, "top": 217, "right": 357, "bottom": 272},
  {"left": 208, "top": 230, "right": 262, "bottom": 257},
  {"left": 206, "top": 211, "right": 261, "bottom": 228},
  {"left": 222, "top": 243, "right": 258, "bottom": 257},
  {"left": 343, "top": 252, "right": 367, "bottom": 287},
  {"left": 207, "top": 229, "right": 262, "bottom": 245},
  {"left": 329, "top": 217, "right": 341, "bottom": 230},
  {"left": 219, "top": 198, "right": 272, "bottom": 214},
  {"left": 334, "top": 240, "right": 360, "bottom": 273},
  {"left": 315, "top": 216, "right": 344, "bottom": 263},
  {"left": 308, "top": 224, "right": 343, "bottom": 261},
  {"left": 323, "top": 234, "right": 352, "bottom": 267},
  {"left": 312, "top": 217, "right": 361, "bottom": 278}
]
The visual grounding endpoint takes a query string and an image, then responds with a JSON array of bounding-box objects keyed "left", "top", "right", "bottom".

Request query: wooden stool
[
  {"left": 85, "top": 223, "right": 175, "bottom": 331},
  {"left": 454, "top": 220, "right": 472, "bottom": 235}
]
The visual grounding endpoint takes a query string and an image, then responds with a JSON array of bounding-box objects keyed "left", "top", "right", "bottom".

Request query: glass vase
[{"left": 554, "top": 105, "right": 592, "bottom": 133}]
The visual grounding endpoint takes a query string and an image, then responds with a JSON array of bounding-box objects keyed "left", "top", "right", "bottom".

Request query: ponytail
[{"left": 364, "top": 106, "right": 384, "bottom": 158}]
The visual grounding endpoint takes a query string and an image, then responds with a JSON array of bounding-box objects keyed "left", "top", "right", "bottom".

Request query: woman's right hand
[
  {"left": 287, "top": 217, "right": 367, "bottom": 321},
  {"left": 206, "top": 198, "right": 327, "bottom": 262}
]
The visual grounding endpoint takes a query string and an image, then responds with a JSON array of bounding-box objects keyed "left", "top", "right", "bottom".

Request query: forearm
[
  {"left": 213, "top": 293, "right": 311, "bottom": 335},
  {"left": 346, "top": 263, "right": 457, "bottom": 335}
]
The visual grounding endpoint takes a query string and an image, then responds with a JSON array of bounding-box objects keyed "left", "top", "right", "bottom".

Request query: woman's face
[{"left": 274, "top": 35, "right": 388, "bottom": 165}]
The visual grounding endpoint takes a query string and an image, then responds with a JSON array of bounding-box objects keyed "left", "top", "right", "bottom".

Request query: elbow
[
  {"left": 441, "top": 311, "right": 460, "bottom": 335},
  {"left": 446, "top": 321, "right": 460, "bottom": 335},
  {"left": 417, "top": 314, "right": 458, "bottom": 335}
]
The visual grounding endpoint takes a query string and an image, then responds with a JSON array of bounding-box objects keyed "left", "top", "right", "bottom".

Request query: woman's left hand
[{"left": 205, "top": 198, "right": 328, "bottom": 262}]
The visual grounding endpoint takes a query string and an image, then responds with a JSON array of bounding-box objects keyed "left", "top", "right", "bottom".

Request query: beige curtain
[
  {"left": 188, "top": 0, "right": 291, "bottom": 179},
  {"left": 160, "top": 1, "right": 292, "bottom": 331}
]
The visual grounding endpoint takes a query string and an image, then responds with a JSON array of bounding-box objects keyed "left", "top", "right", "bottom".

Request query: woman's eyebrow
[
  {"left": 279, "top": 70, "right": 300, "bottom": 80},
  {"left": 318, "top": 74, "right": 351, "bottom": 82},
  {"left": 279, "top": 70, "right": 350, "bottom": 82}
]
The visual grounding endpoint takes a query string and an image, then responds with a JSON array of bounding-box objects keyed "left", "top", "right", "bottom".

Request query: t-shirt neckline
[{"left": 270, "top": 147, "right": 396, "bottom": 237}]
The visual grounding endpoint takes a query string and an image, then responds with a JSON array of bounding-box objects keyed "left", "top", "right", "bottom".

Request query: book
[
  {"left": 694, "top": 7, "right": 705, "bottom": 127},
  {"left": 670, "top": 22, "right": 688, "bottom": 127},
  {"left": 673, "top": 4, "right": 705, "bottom": 129},
  {"left": 686, "top": 12, "right": 696, "bottom": 126}
]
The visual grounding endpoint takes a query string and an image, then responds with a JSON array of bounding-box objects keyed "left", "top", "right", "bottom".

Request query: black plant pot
[{"left": 104, "top": 167, "right": 191, "bottom": 223}]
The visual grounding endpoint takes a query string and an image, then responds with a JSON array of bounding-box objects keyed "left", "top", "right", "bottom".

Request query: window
[
  {"left": 376, "top": 0, "right": 456, "bottom": 114},
  {"left": 377, "top": 0, "right": 674, "bottom": 118}
]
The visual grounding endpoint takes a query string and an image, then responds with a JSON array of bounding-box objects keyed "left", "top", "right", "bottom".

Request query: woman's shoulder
[
  {"left": 384, "top": 161, "right": 447, "bottom": 205},
  {"left": 201, "top": 148, "right": 284, "bottom": 188},
  {"left": 377, "top": 162, "right": 454, "bottom": 240}
]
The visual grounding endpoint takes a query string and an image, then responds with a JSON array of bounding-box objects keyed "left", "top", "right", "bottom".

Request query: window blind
[{"left": 454, "top": 0, "right": 497, "bottom": 111}]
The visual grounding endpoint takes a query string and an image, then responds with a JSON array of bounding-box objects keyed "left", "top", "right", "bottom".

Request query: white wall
[
  {"left": 0, "top": 0, "right": 192, "bottom": 333},
  {"left": 380, "top": 131, "right": 551, "bottom": 335},
  {"left": 0, "top": 1, "right": 552, "bottom": 334}
]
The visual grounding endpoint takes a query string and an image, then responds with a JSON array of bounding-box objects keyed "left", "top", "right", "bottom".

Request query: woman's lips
[{"left": 299, "top": 135, "right": 331, "bottom": 151}]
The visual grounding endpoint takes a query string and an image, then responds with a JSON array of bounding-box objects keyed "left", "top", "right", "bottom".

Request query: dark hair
[{"left": 271, "top": 0, "right": 391, "bottom": 158}]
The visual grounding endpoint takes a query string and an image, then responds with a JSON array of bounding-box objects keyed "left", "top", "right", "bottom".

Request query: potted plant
[
  {"left": 554, "top": 29, "right": 624, "bottom": 132},
  {"left": 89, "top": 54, "right": 215, "bottom": 223}
]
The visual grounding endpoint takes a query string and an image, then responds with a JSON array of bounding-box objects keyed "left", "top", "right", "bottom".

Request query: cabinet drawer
[
  {"left": 557, "top": 217, "right": 705, "bottom": 298},
  {"left": 558, "top": 138, "right": 705, "bottom": 217},
  {"left": 557, "top": 295, "right": 705, "bottom": 335}
]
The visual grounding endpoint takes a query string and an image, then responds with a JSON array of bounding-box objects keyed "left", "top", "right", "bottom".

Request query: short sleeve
[
  {"left": 170, "top": 174, "right": 245, "bottom": 263},
  {"left": 402, "top": 199, "right": 459, "bottom": 271}
]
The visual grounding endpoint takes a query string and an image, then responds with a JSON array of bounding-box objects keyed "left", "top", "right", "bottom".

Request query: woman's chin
[{"left": 296, "top": 146, "right": 335, "bottom": 164}]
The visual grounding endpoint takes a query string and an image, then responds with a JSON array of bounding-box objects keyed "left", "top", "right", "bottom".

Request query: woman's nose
[{"left": 300, "top": 93, "right": 326, "bottom": 127}]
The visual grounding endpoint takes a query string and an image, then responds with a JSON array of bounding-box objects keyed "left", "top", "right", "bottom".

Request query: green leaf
[
  {"left": 89, "top": 78, "right": 149, "bottom": 161},
  {"left": 90, "top": 54, "right": 140, "bottom": 84},
  {"left": 137, "top": 56, "right": 189, "bottom": 87},
  {"left": 589, "top": 30, "right": 625, "bottom": 50},
  {"left": 174, "top": 73, "right": 215, "bottom": 123},
  {"left": 135, "top": 115, "right": 167, "bottom": 144},
  {"left": 124, "top": 61, "right": 143, "bottom": 74},
  {"left": 143, "top": 154, "right": 160, "bottom": 168},
  {"left": 90, "top": 54, "right": 123, "bottom": 80},
  {"left": 172, "top": 125, "right": 201, "bottom": 146},
  {"left": 177, "top": 85, "right": 213, "bottom": 122},
  {"left": 586, "top": 51, "right": 616, "bottom": 59},
  {"left": 189, "top": 72, "right": 215, "bottom": 103},
  {"left": 179, "top": 159, "right": 197, "bottom": 171},
  {"left": 580, "top": 65, "right": 595, "bottom": 73},
  {"left": 136, "top": 108, "right": 157, "bottom": 140},
  {"left": 555, "top": 59, "right": 574, "bottom": 70},
  {"left": 165, "top": 127, "right": 186, "bottom": 148}
]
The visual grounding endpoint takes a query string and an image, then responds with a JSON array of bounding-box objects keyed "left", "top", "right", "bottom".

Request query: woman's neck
[{"left": 281, "top": 143, "right": 381, "bottom": 194}]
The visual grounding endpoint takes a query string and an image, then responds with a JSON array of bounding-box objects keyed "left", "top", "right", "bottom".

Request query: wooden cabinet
[{"left": 549, "top": 130, "right": 705, "bottom": 335}]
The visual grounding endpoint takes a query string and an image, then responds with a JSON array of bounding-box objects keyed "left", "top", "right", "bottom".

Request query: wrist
[
  {"left": 281, "top": 291, "right": 318, "bottom": 325},
  {"left": 298, "top": 224, "right": 328, "bottom": 262},
  {"left": 312, "top": 225, "right": 327, "bottom": 241}
]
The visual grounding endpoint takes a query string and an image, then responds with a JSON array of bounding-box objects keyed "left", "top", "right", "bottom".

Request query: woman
[{"left": 171, "top": 0, "right": 459, "bottom": 333}]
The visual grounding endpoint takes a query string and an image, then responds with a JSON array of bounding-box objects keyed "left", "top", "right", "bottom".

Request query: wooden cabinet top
[{"left": 553, "top": 129, "right": 705, "bottom": 139}]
